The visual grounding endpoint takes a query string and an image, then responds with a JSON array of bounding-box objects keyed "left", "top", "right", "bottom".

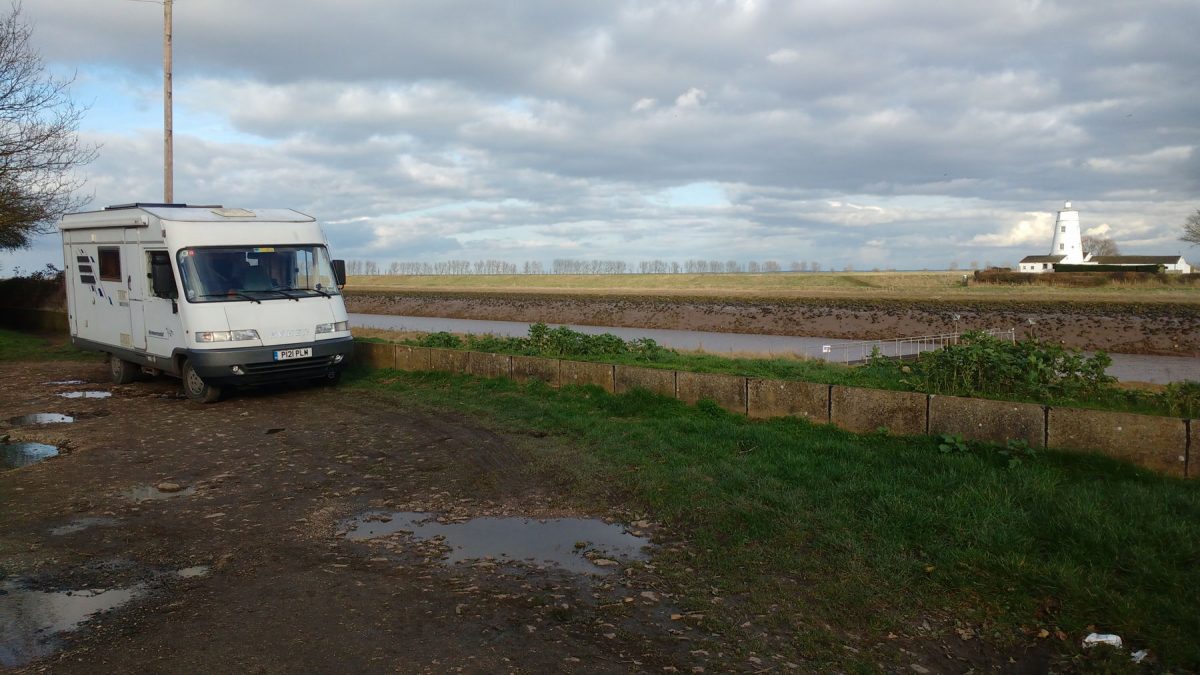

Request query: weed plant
[{"left": 902, "top": 330, "right": 1115, "bottom": 400}]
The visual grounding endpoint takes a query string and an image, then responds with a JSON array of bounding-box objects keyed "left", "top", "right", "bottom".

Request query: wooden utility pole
[{"left": 163, "top": 0, "right": 173, "bottom": 203}]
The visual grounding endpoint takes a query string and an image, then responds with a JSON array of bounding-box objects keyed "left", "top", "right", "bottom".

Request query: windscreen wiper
[
  {"left": 195, "top": 292, "right": 261, "bottom": 304},
  {"left": 284, "top": 286, "right": 331, "bottom": 298},
  {"left": 254, "top": 289, "right": 300, "bottom": 301}
]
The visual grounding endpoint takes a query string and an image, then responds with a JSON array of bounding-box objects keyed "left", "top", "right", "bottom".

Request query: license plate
[{"left": 273, "top": 347, "right": 312, "bottom": 361}]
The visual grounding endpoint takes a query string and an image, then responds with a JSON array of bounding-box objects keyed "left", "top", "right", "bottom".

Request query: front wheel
[
  {"left": 110, "top": 354, "right": 138, "bottom": 384},
  {"left": 182, "top": 360, "right": 222, "bottom": 403}
]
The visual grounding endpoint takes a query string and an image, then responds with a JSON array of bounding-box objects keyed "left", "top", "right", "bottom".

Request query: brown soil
[
  {"left": 0, "top": 359, "right": 1104, "bottom": 673},
  {"left": 345, "top": 291, "right": 1200, "bottom": 357},
  {"left": 0, "top": 361, "right": 713, "bottom": 673}
]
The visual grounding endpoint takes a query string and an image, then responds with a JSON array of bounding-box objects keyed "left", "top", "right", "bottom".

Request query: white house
[{"left": 1018, "top": 202, "right": 1192, "bottom": 274}]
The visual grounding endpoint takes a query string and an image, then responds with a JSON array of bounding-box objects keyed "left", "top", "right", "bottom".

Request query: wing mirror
[{"left": 332, "top": 259, "right": 347, "bottom": 289}]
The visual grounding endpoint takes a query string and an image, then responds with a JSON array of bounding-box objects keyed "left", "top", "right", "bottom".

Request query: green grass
[
  {"left": 350, "top": 367, "right": 1200, "bottom": 670},
  {"left": 0, "top": 328, "right": 97, "bottom": 362},
  {"left": 345, "top": 270, "right": 1200, "bottom": 304}
]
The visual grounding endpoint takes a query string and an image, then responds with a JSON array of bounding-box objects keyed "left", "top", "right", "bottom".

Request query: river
[{"left": 348, "top": 313, "right": 1200, "bottom": 385}]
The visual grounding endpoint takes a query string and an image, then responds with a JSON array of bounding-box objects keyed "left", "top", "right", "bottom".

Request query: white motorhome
[{"left": 60, "top": 203, "right": 353, "bottom": 402}]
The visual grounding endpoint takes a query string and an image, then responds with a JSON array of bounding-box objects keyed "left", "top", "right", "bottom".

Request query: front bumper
[{"left": 187, "top": 336, "right": 354, "bottom": 385}]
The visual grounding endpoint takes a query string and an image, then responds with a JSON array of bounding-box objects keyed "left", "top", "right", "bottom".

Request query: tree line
[{"left": 345, "top": 258, "right": 822, "bottom": 275}]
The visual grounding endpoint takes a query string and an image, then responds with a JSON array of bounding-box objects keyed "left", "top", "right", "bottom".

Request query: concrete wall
[
  {"left": 830, "top": 386, "right": 927, "bottom": 436},
  {"left": 560, "top": 360, "right": 615, "bottom": 393},
  {"left": 511, "top": 355, "right": 560, "bottom": 386},
  {"left": 468, "top": 352, "right": 511, "bottom": 379},
  {"left": 427, "top": 347, "right": 469, "bottom": 374},
  {"left": 354, "top": 341, "right": 395, "bottom": 370},
  {"left": 748, "top": 379, "right": 829, "bottom": 422},
  {"left": 395, "top": 346, "right": 432, "bottom": 372},
  {"left": 352, "top": 340, "right": 1195, "bottom": 478},
  {"left": 1048, "top": 407, "right": 1188, "bottom": 478},
  {"left": 615, "top": 365, "right": 676, "bottom": 398},
  {"left": 929, "top": 395, "right": 1045, "bottom": 449},
  {"left": 676, "top": 372, "right": 746, "bottom": 414}
]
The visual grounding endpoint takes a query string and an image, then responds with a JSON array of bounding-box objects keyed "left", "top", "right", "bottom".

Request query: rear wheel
[
  {"left": 182, "top": 360, "right": 222, "bottom": 403},
  {"left": 109, "top": 354, "right": 138, "bottom": 384}
]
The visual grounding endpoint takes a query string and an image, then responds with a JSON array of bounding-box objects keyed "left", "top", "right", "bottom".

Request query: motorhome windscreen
[{"left": 176, "top": 245, "right": 341, "bottom": 303}]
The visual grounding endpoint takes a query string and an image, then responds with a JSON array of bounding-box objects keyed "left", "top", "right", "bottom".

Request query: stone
[
  {"left": 928, "top": 395, "right": 1045, "bottom": 448},
  {"left": 1047, "top": 407, "right": 1186, "bottom": 477},
  {"left": 747, "top": 379, "right": 829, "bottom": 422},
  {"left": 677, "top": 372, "right": 746, "bottom": 414}
]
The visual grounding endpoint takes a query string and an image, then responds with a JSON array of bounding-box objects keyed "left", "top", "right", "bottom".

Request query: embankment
[{"left": 345, "top": 290, "right": 1200, "bottom": 357}]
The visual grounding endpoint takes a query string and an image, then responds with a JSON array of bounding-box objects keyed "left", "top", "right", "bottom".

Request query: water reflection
[{"left": 342, "top": 512, "right": 649, "bottom": 574}]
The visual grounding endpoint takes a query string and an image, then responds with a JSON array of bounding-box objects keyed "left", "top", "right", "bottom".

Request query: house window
[
  {"left": 1042, "top": 263, "right": 1048, "bottom": 269},
  {"left": 98, "top": 247, "right": 121, "bottom": 281}
]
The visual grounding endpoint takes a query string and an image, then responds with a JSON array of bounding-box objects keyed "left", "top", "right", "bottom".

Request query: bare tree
[
  {"left": 1082, "top": 235, "right": 1121, "bottom": 256},
  {"left": 1180, "top": 209, "right": 1200, "bottom": 246},
  {"left": 0, "top": 5, "right": 97, "bottom": 250}
]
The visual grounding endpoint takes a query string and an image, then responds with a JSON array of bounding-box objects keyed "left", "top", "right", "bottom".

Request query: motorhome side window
[
  {"left": 147, "top": 251, "right": 178, "bottom": 299},
  {"left": 176, "top": 245, "right": 341, "bottom": 302},
  {"left": 98, "top": 247, "right": 121, "bottom": 281}
]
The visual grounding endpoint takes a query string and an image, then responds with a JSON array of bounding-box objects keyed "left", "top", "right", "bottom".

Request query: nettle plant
[{"left": 903, "top": 331, "right": 1115, "bottom": 401}]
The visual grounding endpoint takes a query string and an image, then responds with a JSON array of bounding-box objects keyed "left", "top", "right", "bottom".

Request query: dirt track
[
  {"left": 345, "top": 291, "right": 1200, "bottom": 356},
  {"left": 0, "top": 361, "right": 721, "bottom": 673}
]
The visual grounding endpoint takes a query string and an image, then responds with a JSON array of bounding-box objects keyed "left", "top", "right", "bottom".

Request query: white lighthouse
[
  {"left": 1017, "top": 202, "right": 1193, "bottom": 273},
  {"left": 1048, "top": 201, "right": 1084, "bottom": 263}
]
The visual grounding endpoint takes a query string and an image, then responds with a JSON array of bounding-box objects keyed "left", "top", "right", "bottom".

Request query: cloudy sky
[{"left": 4, "top": 0, "right": 1198, "bottom": 275}]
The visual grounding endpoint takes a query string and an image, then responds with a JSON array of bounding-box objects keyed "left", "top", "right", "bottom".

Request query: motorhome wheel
[
  {"left": 182, "top": 360, "right": 222, "bottom": 403},
  {"left": 109, "top": 355, "right": 138, "bottom": 384}
]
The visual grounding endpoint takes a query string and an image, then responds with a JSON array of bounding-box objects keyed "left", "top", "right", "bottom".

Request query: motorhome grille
[{"left": 242, "top": 355, "right": 336, "bottom": 377}]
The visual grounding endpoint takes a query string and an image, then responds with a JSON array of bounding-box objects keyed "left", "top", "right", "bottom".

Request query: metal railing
[{"left": 820, "top": 328, "right": 1016, "bottom": 364}]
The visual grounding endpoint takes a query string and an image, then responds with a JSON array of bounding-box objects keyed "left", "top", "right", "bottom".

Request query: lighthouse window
[
  {"left": 1059, "top": 243, "right": 1064, "bottom": 251},
  {"left": 1061, "top": 226, "right": 1066, "bottom": 232}
]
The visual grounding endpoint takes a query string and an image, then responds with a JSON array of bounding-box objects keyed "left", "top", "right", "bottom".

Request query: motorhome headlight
[
  {"left": 195, "top": 329, "right": 260, "bottom": 343},
  {"left": 315, "top": 320, "right": 349, "bottom": 334}
]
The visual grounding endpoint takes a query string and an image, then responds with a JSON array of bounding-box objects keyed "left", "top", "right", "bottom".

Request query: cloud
[
  {"left": 4, "top": 0, "right": 1197, "bottom": 276},
  {"left": 674, "top": 87, "right": 707, "bottom": 108}
]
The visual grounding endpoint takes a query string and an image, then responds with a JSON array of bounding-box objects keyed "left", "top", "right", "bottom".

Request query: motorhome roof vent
[{"left": 211, "top": 208, "right": 256, "bottom": 218}]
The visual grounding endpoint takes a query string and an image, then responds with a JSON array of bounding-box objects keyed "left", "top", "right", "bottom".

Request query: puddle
[
  {"left": 57, "top": 391, "right": 111, "bottom": 399},
  {"left": 2, "top": 443, "right": 59, "bottom": 469},
  {"left": 122, "top": 485, "right": 196, "bottom": 502},
  {"left": 6, "top": 413, "right": 74, "bottom": 425},
  {"left": 44, "top": 380, "right": 85, "bottom": 385},
  {"left": 0, "top": 580, "right": 145, "bottom": 668},
  {"left": 49, "top": 517, "right": 119, "bottom": 536},
  {"left": 176, "top": 566, "right": 210, "bottom": 579},
  {"left": 342, "top": 512, "right": 650, "bottom": 574}
]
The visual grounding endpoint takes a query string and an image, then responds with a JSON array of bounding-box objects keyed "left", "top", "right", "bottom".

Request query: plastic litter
[
  {"left": 1130, "top": 649, "right": 1149, "bottom": 664},
  {"left": 1082, "top": 633, "right": 1123, "bottom": 649}
]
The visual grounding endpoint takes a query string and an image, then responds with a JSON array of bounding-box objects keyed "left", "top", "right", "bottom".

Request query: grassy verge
[
  {"left": 364, "top": 326, "right": 1197, "bottom": 418},
  {"left": 349, "top": 367, "right": 1200, "bottom": 670},
  {"left": 0, "top": 328, "right": 97, "bottom": 362}
]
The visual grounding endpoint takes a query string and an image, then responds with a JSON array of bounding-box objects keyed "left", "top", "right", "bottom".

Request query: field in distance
[{"left": 346, "top": 270, "right": 1200, "bottom": 304}]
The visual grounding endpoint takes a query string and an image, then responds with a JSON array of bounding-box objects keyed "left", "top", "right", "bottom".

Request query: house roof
[
  {"left": 1020, "top": 255, "right": 1066, "bottom": 263},
  {"left": 1089, "top": 255, "right": 1184, "bottom": 265}
]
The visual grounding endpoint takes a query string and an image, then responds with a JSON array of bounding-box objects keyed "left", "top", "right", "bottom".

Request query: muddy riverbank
[{"left": 345, "top": 291, "right": 1200, "bottom": 357}]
